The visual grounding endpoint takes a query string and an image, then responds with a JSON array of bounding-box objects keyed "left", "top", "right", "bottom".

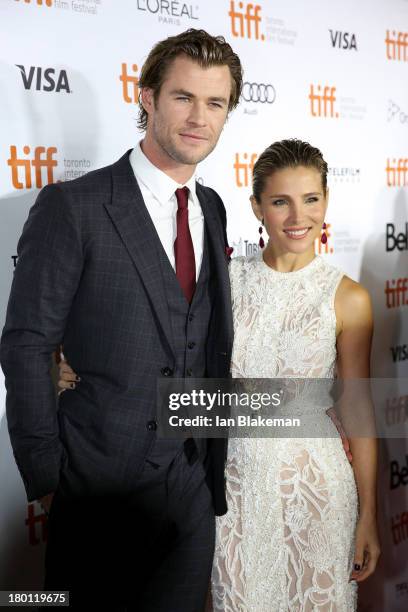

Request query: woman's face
[{"left": 251, "top": 165, "right": 328, "bottom": 256}]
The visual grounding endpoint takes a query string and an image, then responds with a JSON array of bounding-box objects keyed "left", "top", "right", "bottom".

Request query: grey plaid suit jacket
[{"left": 0, "top": 151, "right": 233, "bottom": 516}]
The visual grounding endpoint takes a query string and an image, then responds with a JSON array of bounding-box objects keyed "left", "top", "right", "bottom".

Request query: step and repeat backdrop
[{"left": 0, "top": 0, "right": 407, "bottom": 609}]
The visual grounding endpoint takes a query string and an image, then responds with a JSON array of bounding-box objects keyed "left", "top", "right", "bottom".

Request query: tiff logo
[
  {"left": 234, "top": 153, "right": 258, "bottom": 187},
  {"left": 385, "top": 30, "right": 408, "bottom": 61},
  {"left": 15, "top": 0, "right": 53, "bottom": 5},
  {"left": 329, "top": 30, "right": 357, "bottom": 50},
  {"left": 120, "top": 63, "right": 139, "bottom": 104},
  {"left": 229, "top": 1, "right": 264, "bottom": 40},
  {"left": 309, "top": 85, "right": 339, "bottom": 118},
  {"left": 315, "top": 223, "right": 333, "bottom": 254},
  {"left": 26, "top": 502, "right": 47, "bottom": 546},
  {"left": 386, "top": 395, "right": 408, "bottom": 426},
  {"left": 16, "top": 65, "right": 70, "bottom": 93},
  {"left": 385, "top": 278, "right": 408, "bottom": 308},
  {"left": 386, "top": 158, "right": 408, "bottom": 187},
  {"left": 391, "top": 511, "right": 408, "bottom": 546},
  {"left": 7, "top": 146, "right": 58, "bottom": 189}
]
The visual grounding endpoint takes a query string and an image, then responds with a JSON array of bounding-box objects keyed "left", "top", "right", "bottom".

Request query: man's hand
[
  {"left": 57, "top": 350, "right": 79, "bottom": 395},
  {"left": 326, "top": 407, "right": 353, "bottom": 463},
  {"left": 39, "top": 492, "right": 55, "bottom": 515}
]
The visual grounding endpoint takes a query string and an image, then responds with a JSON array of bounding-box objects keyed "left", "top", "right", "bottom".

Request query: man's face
[{"left": 142, "top": 55, "right": 232, "bottom": 166}]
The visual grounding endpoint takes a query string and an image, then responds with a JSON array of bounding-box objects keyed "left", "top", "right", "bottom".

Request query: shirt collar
[{"left": 129, "top": 141, "right": 198, "bottom": 207}]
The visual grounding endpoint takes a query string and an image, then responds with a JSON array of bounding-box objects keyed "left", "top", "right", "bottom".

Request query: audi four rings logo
[{"left": 242, "top": 82, "right": 276, "bottom": 104}]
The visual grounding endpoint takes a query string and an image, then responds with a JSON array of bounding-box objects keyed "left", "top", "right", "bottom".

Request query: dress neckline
[{"left": 257, "top": 250, "right": 321, "bottom": 278}]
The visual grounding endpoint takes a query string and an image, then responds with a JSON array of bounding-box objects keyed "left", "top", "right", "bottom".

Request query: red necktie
[{"left": 174, "top": 187, "right": 196, "bottom": 303}]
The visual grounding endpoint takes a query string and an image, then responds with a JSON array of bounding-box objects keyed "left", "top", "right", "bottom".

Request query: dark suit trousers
[{"left": 42, "top": 446, "right": 215, "bottom": 612}]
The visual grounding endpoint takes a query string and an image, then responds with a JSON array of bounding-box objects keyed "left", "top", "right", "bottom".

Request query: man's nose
[{"left": 187, "top": 102, "right": 207, "bottom": 126}]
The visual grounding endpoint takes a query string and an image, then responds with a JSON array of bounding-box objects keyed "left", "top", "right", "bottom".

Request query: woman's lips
[{"left": 283, "top": 228, "right": 311, "bottom": 240}]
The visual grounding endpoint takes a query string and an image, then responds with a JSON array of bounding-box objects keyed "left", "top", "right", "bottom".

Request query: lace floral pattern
[{"left": 212, "top": 253, "right": 358, "bottom": 611}]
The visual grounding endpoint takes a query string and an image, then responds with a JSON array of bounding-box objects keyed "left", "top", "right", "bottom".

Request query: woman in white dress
[
  {"left": 57, "top": 139, "right": 380, "bottom": 611},
  {"left": 211, "top": 139, "right": 380, "bottom": 611}
]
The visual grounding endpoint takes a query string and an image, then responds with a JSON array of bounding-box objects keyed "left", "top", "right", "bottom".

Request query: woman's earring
[
  {"left": 321, "top": 222, "right": 328, "bottom": 244},
  {"left": 259, "top": 219, "right": 265, "bottom": 249}
]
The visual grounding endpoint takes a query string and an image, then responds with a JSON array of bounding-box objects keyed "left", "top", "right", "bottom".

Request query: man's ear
[
  {"left": 250, "top": 195, "right": 263, "bottom": 222},
  {"left": 140, "top": 87, "right": 154, "bottom": 114}
]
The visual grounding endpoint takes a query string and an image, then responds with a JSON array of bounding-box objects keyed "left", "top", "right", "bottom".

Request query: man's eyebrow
[
  {"left": 169, "top": 89, "right": 228, "bottom": 104},
  {"left": 170, "top": 88, "right": 194, "bottom": 97},
  {"left": 208, "top": 96, "right": 229, "bottom": 104}
]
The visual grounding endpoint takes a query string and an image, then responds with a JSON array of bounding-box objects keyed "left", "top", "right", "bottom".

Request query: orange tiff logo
[
  {"left": 386, "top": 158, "right": 408, "bottom": 186},
  {"left": 26, "top": 502, "right": 48, "bottom": 546},
  {"left": 309, "top": 85, "right": 339, "bottom": 118},
  {"left": 385, "top": 30, "right": 408, "bottom": 61},
  {"left": 315, "top": 223, "right": 333, "bottom": 254},
  {"left": 385, "top": 278, "right": 408, "bottom": 308},
  {"left": 234, "top": 153, "right": 258, "bottom": 187},
  {"left": 15, "top": 0, "right": 53, "bottom": 5},
  {"left": 120, "top": 63, "right": 139, "bottom": 104},
  {"left": 7, "top": 146, "right": 58, "bottom": 189},
  {"left": 228, "top": 1, "right": 264, "bottom": 40}
]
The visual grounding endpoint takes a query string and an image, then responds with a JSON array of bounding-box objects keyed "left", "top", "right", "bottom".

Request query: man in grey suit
[{"left": 0, "top": 29, "right": 242, "bottom": 611}]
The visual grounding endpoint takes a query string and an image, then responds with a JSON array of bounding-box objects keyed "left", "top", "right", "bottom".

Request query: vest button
[
  {"left": 188, "top": 341, "right": 195, "bottom": 349},
  {"left": 146, "top": 420, "right": 157, "bottom": 432},
  {"left": 188, "top": 314, "right": 194, "bottom": 322},
  {"left": 161, "top": 367, "right": 173, "bottom": 376}
]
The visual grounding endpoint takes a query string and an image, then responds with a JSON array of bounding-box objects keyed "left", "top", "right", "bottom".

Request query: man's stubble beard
[{"left": 152, "top": 116, "right": 220, "bottom": 167}]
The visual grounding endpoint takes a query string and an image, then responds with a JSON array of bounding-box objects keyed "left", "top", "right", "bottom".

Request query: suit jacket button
[
  {"left": 146, "top": 420, "right": 157, "bottom": 432},
  {"left": 161, "top": 367, "right": 173, "bottom": 376},
  {"left": 186, "top": 369, "right": 193, "bottom": 377}
]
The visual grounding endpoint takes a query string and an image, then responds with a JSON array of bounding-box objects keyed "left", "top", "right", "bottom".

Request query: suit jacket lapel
[{"left": 104, "top": 151, "right": 175, "bottom": 359}]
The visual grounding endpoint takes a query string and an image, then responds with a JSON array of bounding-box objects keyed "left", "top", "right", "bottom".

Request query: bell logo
[
  {"left": 315, "top": 223, "right": 333, "bottom": 254},
  {"left": 228, "top": 1, "right": 264, "bottom": 41},
  {"left": 15, "top": 0, "right": 53, "bottom": 5},
  {"left": 7, "top": 146, "right": 58, "bottom": 189},
  {"left": 386, "top": 158, "right": 408, "bottom": 186},
  {"left": 120, "top": 63, "right": 139, "bottom": 104},
  {"left": 16, "top": 65, "right": 71, "bottom": 93},
  {"left": 234, "top": 153, "right": 258, "bottom": 187},
  {"left": 309, "top": 85, "right": 339, "bottom": 118},
  {"left": 385, "top": 30, "right": 408, "bottom": 61}
]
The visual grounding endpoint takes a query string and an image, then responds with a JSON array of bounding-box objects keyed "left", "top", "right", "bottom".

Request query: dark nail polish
[
  {"left": 70, "top": 383, "right": 75, "bottom": 389},
  {"left": 76, "top": 376, "right": 81, "bottom": 382},
  {"left": 354, "top": 564, "right": 361, "bottom": 571}
]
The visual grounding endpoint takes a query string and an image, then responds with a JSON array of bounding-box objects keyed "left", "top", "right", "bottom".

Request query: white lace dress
[{"left": 211, "top": 253, "right": 358, "bottom": 612}]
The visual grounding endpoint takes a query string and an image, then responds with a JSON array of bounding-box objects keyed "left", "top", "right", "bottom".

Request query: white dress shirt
[{"left": 129, "top": 143, "right": 204, "bottom": 279}]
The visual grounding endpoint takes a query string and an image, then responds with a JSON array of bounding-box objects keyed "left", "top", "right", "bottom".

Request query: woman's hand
[
  {"left": 350, "top": 514, "right": 380, "bottom": 582},
  {"left": 58, "top": 353, "right": 79, "bottom": 395}
]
